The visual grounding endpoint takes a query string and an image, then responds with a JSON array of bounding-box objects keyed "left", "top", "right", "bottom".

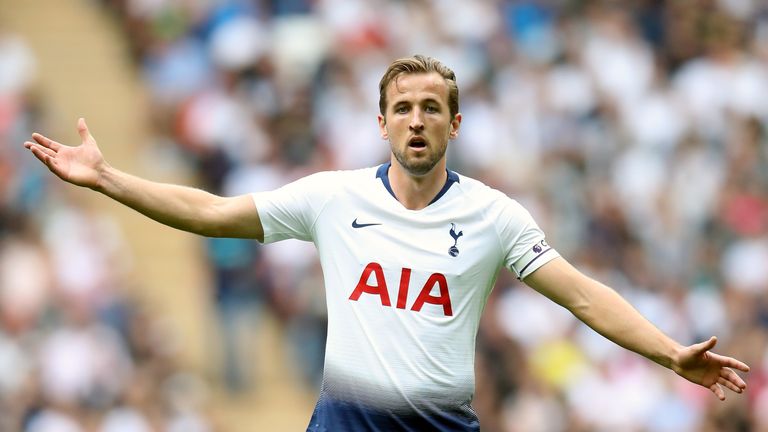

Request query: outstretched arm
[
  {"left": 24, "top": 118, "right": 264, "bottom": 240},
  {"left": 524, "top": 257, "right": 749, "bottom": 400}
]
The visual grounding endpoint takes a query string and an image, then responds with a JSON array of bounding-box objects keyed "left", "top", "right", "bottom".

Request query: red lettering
[
  {"left": 349, "top": 262, "right": 391, "bottom": 306},
  {"left": 350, "top": 264, "right": 453, "bottom": 316},
  {"left": 411, "top": 273, "right": 453, "bottom": 316},
  {"left": 396, "top": 268, "right": 412, "bottom": 309}
]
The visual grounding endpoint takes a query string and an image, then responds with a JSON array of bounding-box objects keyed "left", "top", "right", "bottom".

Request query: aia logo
[
  {"left": 349, "top": 263, "right": 453, "bottom": 316},
  {"left": 448, "top": 223, "right": 463, "bottom": 257}
]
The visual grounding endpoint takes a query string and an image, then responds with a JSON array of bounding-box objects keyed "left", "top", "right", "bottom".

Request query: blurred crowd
[
  {"left": 0, "top": 19, "right": 212, "bottom": 432},
  {"left": 3, "top": 0, "right": 768, "bottom": 431}
]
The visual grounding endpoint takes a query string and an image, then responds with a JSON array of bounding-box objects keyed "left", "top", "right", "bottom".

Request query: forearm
[
  {"left": 569, "top": 277, "right": 682, "bottom": 368},
  {"left": 526, "top": 258, "right": 682, "bottom": 369},
  {"left": 528, "top": 259, "right": 749, "bottom": 401},
  {"left": 95, "top": 165, "right": 259, "bottom": 238}
]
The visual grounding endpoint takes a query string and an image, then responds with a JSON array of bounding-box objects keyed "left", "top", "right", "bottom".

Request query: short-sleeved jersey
[{"left": 253, "top": 163, "right": 559, "bottom": 431}]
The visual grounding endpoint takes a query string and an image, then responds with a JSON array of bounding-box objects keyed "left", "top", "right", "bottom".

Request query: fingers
[
  {"left": 27, "top": 144, "right": 58, "bottom": 172},
  {"left": 688, "top": 336, "right": 717, "bottom": 357},
  {"left": 721, "top": 367, "right": 747, "bottom": 390},
  {"left": 724, "top": 357, "right": 750, "bottom": 373},
  {"left": 28, "top": 118, "right": 95, "bottom": 152},
  {"left": 25, "top": 142, "right": 56, "bottom": 159},
  {"left": 700, "top": 336, "right": 717, "bottom": 351},
  {"left": 718, "top": 376, "right": 743, "bottom": 394},
  {"left": 709, "top": 352, "right": 751, "bottom": 372},
  {"left": 710, "top": 383, "right": 726, "bottom": 401},
  {"left": 27, "top": 144, "right": 49, "bottom": 162},
  {"left": 30, "top": 132, "right": 61, "bottom": 152},
  {"left": 710, "top": 366, "right": 748, "bottom": 401},
  {"left": 77, "top": 117, "right": 95, "bottom": 144}
]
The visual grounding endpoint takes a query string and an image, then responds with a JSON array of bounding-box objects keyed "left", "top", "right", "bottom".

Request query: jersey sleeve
[
  {"left": 252, "top": 171, "right": 338, "bottom": 243},
  {"left": 493, "top": 195, "right": 560, "bottom": 280}
]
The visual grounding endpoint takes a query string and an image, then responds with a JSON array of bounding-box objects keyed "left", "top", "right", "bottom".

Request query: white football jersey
[{"left": 253, "top": 163, "right": 559, "bottom": 431}]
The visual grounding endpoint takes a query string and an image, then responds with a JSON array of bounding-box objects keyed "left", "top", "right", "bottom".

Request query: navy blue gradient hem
[{"left": 306, "top": 395, "right": 480, "bottom": 432}]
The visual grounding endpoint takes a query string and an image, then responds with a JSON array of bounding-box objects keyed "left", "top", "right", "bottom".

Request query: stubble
[{"left": 390, "top": 140, "right": 447, "bottom": 176}]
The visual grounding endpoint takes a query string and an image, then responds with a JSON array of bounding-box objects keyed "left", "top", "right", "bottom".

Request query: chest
[{"left": 314, "top": 195, "right": 502, "bottom": 280}]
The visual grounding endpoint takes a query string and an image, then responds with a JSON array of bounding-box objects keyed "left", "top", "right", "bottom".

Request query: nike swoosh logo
[{"left": 352, "top": 218, "right": 382, "bottom": 228}]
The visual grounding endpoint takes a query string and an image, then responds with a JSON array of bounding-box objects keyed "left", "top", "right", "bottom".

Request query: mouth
[{"left": 408, "top": 136, "right": 428, "bottom": 150}]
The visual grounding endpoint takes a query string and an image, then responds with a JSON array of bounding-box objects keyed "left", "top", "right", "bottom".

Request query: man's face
[{"left": 378, "top": 72, "right": 461, "bottom": 176}]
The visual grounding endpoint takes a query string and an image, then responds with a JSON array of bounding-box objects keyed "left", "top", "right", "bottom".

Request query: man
[{"left": 25, "top": 55, "right": 749, "bottom": 431}]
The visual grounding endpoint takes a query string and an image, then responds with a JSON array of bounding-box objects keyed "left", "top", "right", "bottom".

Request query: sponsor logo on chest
[
  {"left": 346, "top": 222, "right": 474, "bottom": 316},
  {"left": 349, "top": 263, "right": 453, "bottom": 316}
]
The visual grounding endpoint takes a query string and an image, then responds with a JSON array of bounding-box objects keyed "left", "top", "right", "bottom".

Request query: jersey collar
[{"left": 376, "top": 162, "right": 460, "bottom": 206}]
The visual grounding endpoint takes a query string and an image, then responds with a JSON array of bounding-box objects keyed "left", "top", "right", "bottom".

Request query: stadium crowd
[
  {"left": 0, "top": 18, "right": 212, "bottom": 432},
  {"left": 2, "top": 0, "right": 768, "bottom": 430}
]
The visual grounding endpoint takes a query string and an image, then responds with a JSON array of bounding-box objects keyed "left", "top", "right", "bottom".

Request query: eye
[
  {"left": 425, "top": 105, "right": 439, "bottom": 113},
  {"left": 395, "top": 105, "right": 409, "bottom": 114}
]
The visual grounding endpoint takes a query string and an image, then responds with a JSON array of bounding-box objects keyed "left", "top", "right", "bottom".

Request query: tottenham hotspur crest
[{"left": 448, "top": 223, "right": 463, "bottom": 257}]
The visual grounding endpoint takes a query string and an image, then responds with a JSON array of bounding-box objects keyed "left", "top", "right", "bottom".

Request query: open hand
[
  {"left": 24, "top": 118, "right": 107, "bottom": 189},
  {"left": 672, "top": 336, "right": 749, "bottom": 400}
]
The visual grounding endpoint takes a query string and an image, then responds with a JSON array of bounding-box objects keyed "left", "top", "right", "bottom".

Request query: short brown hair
[{"left": 378, "top": 55, "right": 459, "bottom": 119}]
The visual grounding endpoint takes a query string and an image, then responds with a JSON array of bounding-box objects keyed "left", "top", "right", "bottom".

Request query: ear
[
  {"left": 449, "top": 113, "right": 462, "bottom": 139},
  {"left": 378, "top": 114, "right": 388, "bottom": 139}
]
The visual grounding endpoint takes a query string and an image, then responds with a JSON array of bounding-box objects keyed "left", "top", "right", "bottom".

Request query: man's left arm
[{"left": 524, "top": 257, "right": 750, "bottom": 400}]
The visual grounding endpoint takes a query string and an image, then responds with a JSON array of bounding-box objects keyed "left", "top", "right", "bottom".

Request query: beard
[{"left": 390, "top": 140, "right": 447, "bottom": 176}]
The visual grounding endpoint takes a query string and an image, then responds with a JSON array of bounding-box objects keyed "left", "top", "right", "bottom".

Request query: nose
[{"left": 409, "top": 109, "right": 424, "bottom": 131}]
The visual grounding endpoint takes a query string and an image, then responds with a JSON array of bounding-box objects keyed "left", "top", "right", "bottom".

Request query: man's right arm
[
  {"left": 24, "top": 118, "right": 264, "bottom": 241},
  {"left": 96, "top": 167, "right": 263, "bottom": 240}
]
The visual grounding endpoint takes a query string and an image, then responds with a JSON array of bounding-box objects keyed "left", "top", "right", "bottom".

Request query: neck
[{"left": 388, "top": 158, "right": 447, "bottom": 210}]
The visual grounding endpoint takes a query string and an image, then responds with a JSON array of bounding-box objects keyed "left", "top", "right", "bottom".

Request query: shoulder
[
  {"left": 454, "top": 173, "right": 519, "bottom": 206},
  {"left": 253, "top": 167, "right": 380, "bottom": 238},
  {"left": 286, "top": 167, "right": 378, "bottom": 191},
  {"left": 453, "top": 173, "right": 534, "bottom": 222},
  {"left": 315, "top": 166, "right": 378, "bottom": 182}
]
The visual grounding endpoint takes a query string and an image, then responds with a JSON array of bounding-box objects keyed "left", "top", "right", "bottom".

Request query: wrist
[
  {"left": 92, "top": 162, "right": 114, "bottom": 193},
  {"left": 667, "top": 343, "right": 685, "bottom": 373}
]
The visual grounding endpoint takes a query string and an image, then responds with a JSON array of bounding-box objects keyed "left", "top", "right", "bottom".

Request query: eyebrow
[{"left": 392, "top": 97, "right": 443, "bottom": 106}]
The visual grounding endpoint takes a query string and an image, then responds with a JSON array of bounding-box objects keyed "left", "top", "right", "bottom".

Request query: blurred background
[{"left": 0, "top": 0, "right": 767, "bottom": 431}]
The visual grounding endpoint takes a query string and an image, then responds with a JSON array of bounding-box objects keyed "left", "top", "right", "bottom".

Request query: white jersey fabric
[{"left": 253, "top": 163, "right": 559, "bottom": 431}]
